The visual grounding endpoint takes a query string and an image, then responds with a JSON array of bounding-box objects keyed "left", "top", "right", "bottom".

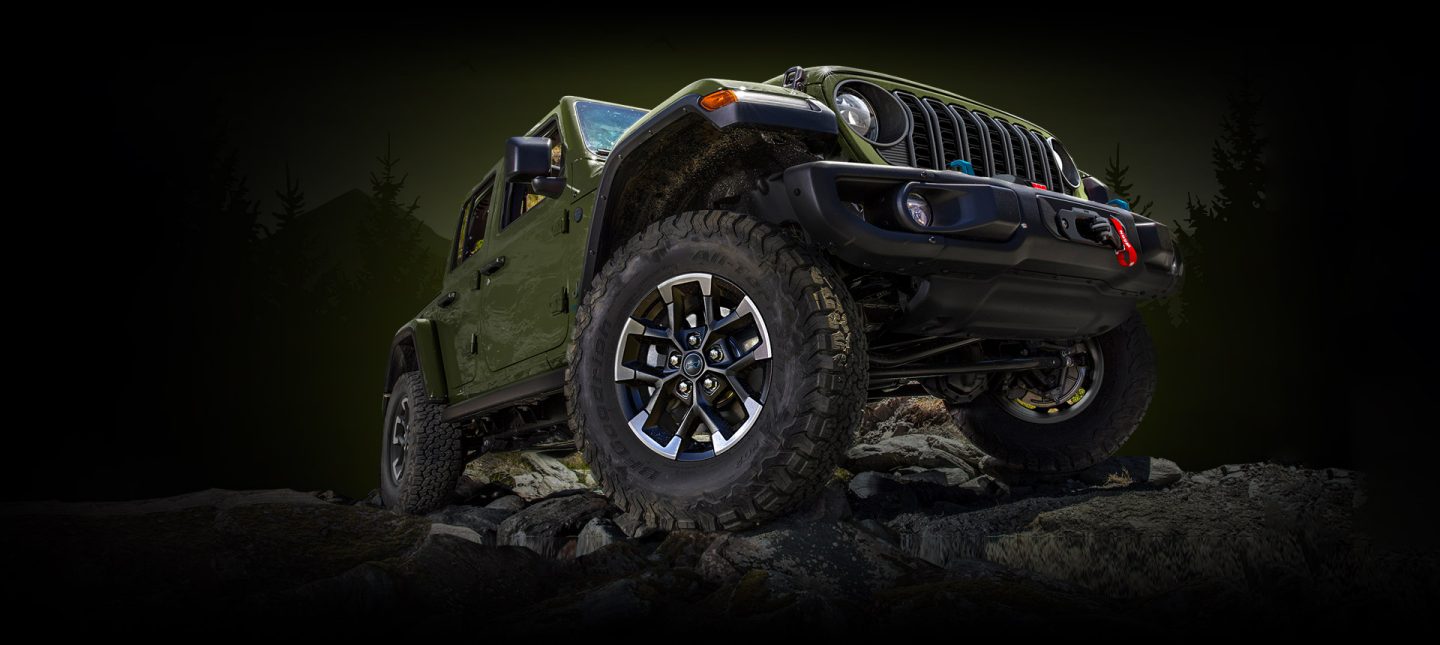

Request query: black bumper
[{"left": 781, "top": 161, "right": 1183, "bottom": 339}]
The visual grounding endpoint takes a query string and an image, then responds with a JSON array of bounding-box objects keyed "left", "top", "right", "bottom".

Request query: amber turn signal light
[{"left": 699, "top": 89, "right": 738, "bottom": 111}]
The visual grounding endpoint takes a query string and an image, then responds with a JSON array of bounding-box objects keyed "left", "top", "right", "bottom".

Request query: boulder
[
  {"left": 845, "top": 434, "right": 984, "bottom": 473},
  {"left": 485, "top": 495, "right": 527, "bottom": 512},
  {"left": 1076, "top": 456, "right": 1183, "bottom": 488},
  {"left": 697, "top": 518, "right": 937, "bottom": 599},
  {"left": 575, "top": 517, "right": 628, "bottom": 557},
  {"left": 857, "top": 397, "right": 963, "bottom": 444},
  {"left": 427, "top": 523, "right": 487, "bottom": 545},
  {"left": 885, "top": 463, "right": 1415, "bottom": 607},
  {"left": 847, "top": 471, "right": 919, "bottom": 515},
  {"left": 0, "top": 488, "right": 331, "bottom": 516},
  {"left": 895, "top": 466, "right": 975, "bottom": 486},
  {"left": 464, "top": 450, "right": 598, "bottom": 501},
  {"left": 795, "top": 479, "right": 853, "bottom": 522},
  {"left": 497, "top": 493, "right": 613, "bottom": 558},
  {"left": 426, "top": 505, "right": 515, "bottom": 545},
  {"left": 650, "top": 530, "right": 719, "bottom": 569}
]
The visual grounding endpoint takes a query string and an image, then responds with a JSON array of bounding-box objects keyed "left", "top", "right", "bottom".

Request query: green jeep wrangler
[{"left": 379, "top": 66, "right": 1182, "bottom": 530}]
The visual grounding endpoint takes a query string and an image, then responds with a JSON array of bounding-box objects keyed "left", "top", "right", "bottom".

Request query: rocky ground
[{"left": 5, "top": 398, "right": 1437, "bottom": 634}]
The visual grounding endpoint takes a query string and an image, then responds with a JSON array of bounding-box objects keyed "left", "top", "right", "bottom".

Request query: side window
[
  {"left": 454, "top": 180, "right": 493, "bottom": 267},
  {"left": 503, "top": 122, "right": 563, "bottom": 228}
]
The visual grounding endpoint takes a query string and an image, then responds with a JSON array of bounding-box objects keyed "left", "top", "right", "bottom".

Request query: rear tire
[
  {"left": 947, "top": 313, "right": 1158, "bottom": 473},
  {"left": 567, "top": 211, "right": 868, "bottom": 532},
  {"left": 379, "top": 371, "right": 462, "bottom": 513}
]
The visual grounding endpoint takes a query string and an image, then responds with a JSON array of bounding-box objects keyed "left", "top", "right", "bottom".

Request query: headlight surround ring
[{"left": 831, "top": 79, "right": 908, "bottom": 147}]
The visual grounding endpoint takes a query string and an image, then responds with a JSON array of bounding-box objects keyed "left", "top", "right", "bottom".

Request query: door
[
  {"left": 470, "top": 120, "right": 576, "bottom": 382},
  {"left": 434, "top": 173, "right": 498, "bottom": 394}
]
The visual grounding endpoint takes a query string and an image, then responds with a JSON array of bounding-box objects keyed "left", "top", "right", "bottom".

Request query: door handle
[
  {"left": 437, "top": 291, "right": 458, "bottom": 308},
  {"left": 479, "top": 256, "right": 506, "bottom": 276}
]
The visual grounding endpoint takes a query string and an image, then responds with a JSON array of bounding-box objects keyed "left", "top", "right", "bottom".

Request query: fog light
[{"left": 904, "top": 192, "right": 931, "bottom": 228}]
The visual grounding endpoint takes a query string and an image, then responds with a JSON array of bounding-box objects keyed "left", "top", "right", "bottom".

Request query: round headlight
[
  {"left": 835, "top": 91, "right": 878, "bottom": 140},
  {"left": 904, "top": 193, "right": 931, "bottom": 228}
]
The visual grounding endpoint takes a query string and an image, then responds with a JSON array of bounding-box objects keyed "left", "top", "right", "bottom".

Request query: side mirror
[
  {"left": 504, "top": 137, "right": 553, "bottom": 184},
  {"left": 531, "top": 175, "right": 566, "bottom": 198}
]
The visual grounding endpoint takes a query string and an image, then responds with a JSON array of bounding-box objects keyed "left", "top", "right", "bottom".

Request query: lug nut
[
  {"left": 707, "top": 346, "right": 723, "bottom": 362},
  {"left": 677, "top": 381, "right": 692, "bottom": 395},
  {"left": 701, "top": 376, "right": 717, "bottom": 392},
  {"left": 686, "top": 333, "right": 701, "bottom": 348},
  {"left": 668, "top": 353, "right": 681, "bottom": 368}
]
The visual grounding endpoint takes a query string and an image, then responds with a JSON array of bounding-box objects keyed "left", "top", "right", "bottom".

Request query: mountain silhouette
[{"left": 261, "top": 188, "right": 450, "bottom": 290}]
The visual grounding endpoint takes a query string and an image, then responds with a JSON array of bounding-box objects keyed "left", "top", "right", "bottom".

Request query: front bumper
[{"left": 781, "top": 161, "right": 1183, "bottom": 339}]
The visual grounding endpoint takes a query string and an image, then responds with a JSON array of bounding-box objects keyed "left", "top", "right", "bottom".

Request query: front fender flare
[
  {"left": 578, "top": 83, "right": 838, "bottom": 298},
  {"left": 384, "top": 319, "right": 448, "bottom": 409}
]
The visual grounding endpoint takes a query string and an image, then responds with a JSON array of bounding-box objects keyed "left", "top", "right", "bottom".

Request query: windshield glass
[{"left": 575, "top": 101, "right": 648, "bottom": 155}]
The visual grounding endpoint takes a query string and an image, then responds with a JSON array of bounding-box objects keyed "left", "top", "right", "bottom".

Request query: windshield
[{"left": 575, "top": 100, "right": 648, "bottom": 155}]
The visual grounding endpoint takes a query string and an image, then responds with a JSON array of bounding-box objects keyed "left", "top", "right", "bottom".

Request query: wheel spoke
[
  {"left": 671, "top": 402, "right": 700, "bottom": 450},
  {"left": 622, "top": 317, "right": 673, "bottom": 344},
  {"left": 709, "top": 295, "right": 756, "bottom": 337},
  {"left": 719, "top": 371, "right": 757, "bottom": 407},
  {"left": 626, "top": 408, "right": 683, "bottom": 459},
  {"left": 724, "top": 346, "right": 763, "bottom": 374},
  {"left": 694, "top": 398, "right": 725, "bottom": 436},
  {"left": 615, "top": 360, "right": 667, "bottom": 386},
  {"left": 709, "top": 394, "right": 762, "bottom": 455},
  {"left": 702, "top": 294, "right": 715, "bottom": 327}
]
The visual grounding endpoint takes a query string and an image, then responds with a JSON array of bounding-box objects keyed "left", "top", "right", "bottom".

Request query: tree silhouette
[
  {"left": 354, "top": 136, "right": 440, "bottom": 312},
  {"left": 1181, "top": 80, "right": 1270, "bottom": 316},
  {"left": 370, "top": 137, "right": 420, "bottom": 218},
  {"left": 192, "top": 146, "right": 264, "bottom": 253},
  {"left": 1126, "top": 79, "right": 1324, "bottom": 469},
  {"left": 273, "top": 163, "right": 306, "bottom": 233},
  {"left": 1102, "top": 144, "right": 1153, "bottom": 216}
]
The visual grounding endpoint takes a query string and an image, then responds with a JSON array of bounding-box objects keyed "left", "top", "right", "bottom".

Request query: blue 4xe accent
[{"left": 947, "top": 159, "right": 975, "bottom": 175}]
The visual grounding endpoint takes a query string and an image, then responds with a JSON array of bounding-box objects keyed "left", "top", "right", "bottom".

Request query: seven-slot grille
[{"left": 891, "top": 91, "right": 1066, "bottom": 193}]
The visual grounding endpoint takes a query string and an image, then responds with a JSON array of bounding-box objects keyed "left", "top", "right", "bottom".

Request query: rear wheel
[
  {"left": 379, "top": 371, "right": 462, "bottom": 513},
  {"left": 947, "top": 313, "right": 1157, "bottom": 473},
  {"left": 567, "top": 211, "right": 867, "bottom": 531}
]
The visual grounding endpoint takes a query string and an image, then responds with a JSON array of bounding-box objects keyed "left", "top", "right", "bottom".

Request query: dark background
[{"left": 15, "top": 15, "right": 1433, "bottom": 541}]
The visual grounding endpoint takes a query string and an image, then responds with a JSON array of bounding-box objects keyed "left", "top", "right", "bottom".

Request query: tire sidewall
[{"left": 377, "top": 374, "right": 414, "bottom": 508}]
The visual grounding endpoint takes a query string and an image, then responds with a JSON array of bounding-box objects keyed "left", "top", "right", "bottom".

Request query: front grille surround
[{"left": 877, "top": 89, "right": 1071, "bottom": 194}]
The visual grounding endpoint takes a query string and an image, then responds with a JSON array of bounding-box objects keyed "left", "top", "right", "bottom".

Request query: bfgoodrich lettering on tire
[{"left": 567, "top": 211, "right": 868, "bottom": 532}]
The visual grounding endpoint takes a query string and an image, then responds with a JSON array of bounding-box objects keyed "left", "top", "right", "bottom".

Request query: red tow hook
[{"left": 1108, "top": 216, "right": 1138, "bottom": 268}]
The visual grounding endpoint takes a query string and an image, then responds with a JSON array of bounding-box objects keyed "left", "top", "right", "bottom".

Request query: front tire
[
  {"left": 948, "top": 313, "right": 1158, "bottom": 474},
  {"left": 567, "top": 211, "right": 868, "bottom": 532},
  {"left": 379, "top": 371, "right": 463, "bottom": 513}
]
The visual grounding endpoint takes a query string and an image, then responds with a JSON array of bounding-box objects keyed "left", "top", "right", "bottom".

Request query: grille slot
[
  {"left": 895, "top": 92, "right": 936, "bottom": 169},
  {"left": 925, "top": 98, "right": 964, "bottom": 170},
  {"left": 1024, "top": 130, "right": 1051, "bottom": 188},
  {"left": 998, "top": 119, "right": 1033, "bottom": 183},
  {"left": 1036, "top": 130, "right": 1065, "bottom": 190},
  {"left": 952, "top": 104, "right": 989, "bottom": 177}
]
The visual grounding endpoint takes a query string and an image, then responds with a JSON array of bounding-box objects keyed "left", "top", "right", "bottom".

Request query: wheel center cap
[{"left": 682, "top": 352, "right": 705, "bottom": 378}]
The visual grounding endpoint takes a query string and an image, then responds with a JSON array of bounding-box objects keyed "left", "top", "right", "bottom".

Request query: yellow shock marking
[{"left": 1066, "top": 388, "right": 1086, "bottom": 406}]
